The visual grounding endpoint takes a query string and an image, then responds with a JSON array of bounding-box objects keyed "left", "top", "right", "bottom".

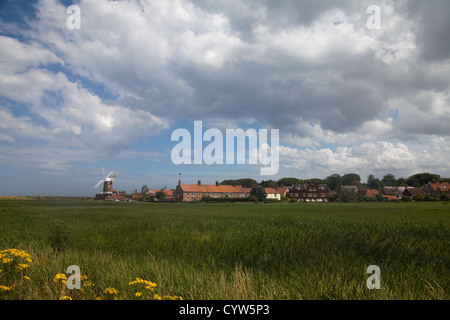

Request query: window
[
  {"left": 313, "top": 193, "right": 317, "bottom": 197},
  {"left": 308, "top": 193, "right": 312, "bottom": 197},
  {"left": 295, "top": 193, "right": 298, "bottom": 197},
  {"left": 321, "top": 193, "right": 325, "bottom": 197},
  {"left": 303, "top": 193, "right": 306, "bottom": 197}
]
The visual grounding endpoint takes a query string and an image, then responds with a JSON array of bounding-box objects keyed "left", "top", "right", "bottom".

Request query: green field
[{"left": 0, "top": 199, "right": 448, "bottom": 300}]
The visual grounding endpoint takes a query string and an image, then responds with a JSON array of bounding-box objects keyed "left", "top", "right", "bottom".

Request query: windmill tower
[{"left": 94, "top": 168, "right": 116, "bottom": 200}]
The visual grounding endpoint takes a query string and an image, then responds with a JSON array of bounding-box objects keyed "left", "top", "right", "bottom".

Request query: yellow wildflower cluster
[
  {"left": 60, "top": 296, "right": 72, "bottom": 300},
  {"left": 103, "top": 287, "right": 119, "bottom": 295},
  {"left": 1, "top": 249, "right": 33, "bottom": 296},
  {"left": 0, "top": 249, "right": 33, "bottom": 264},
  {"left": 0, "top": 285, "right": 15, "bottom": 292},
  {"left": 128, "top": 277, "right": 157, "bottom": 291},
  {"left": 128, "top": 277, "right": 182, "bottom": 300},
  {"left": 163, "top": 294, "right": 183, "bottom": 300},
  {"left": 53, "top": 273, "right": 67, "bottom": 284}
]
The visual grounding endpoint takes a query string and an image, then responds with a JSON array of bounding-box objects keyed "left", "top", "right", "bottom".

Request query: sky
[{"left": 0, "top": 0, "right": 449, "bottom": 196}]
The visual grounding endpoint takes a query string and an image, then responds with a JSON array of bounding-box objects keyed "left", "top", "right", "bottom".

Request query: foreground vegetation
[{"left": 0, "top": 199, "right": 448, "bottom": 300}]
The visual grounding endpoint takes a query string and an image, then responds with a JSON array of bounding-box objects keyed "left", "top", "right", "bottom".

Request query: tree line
[{"left": 220, "top": 172, "right": 449, "bottom": 191}]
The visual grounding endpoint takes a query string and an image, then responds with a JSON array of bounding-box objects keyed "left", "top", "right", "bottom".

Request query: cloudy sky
[{"left": 0, "top": 0, "right": 449, "bottom": 196}]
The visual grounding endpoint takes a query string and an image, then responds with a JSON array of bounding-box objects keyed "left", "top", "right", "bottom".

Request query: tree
[
  {"left": 277, "top": 177, "right": 301, "bottom": 187},
  {"left": 141, "top": 185, "right": 149, "bottom": 194},
  {"left": 155, "top": 191, "right": 165, "bottom": 201},
  {"left": 407, "top": 173, "right": 440, "bottom": 187},
  {"left": 325, "top": 174, "right": 342, "bottom": 191},
  {"left": 367, "top": 174, "right": 381, "bottom": 190},
  {"left": 381, "top": 173, "right": 397, "bottom": 187},
  {"left": 340, "top": 188, "right": 356, "bottom": 202},
  {"left": 342, "top": 173, "right": 361, "bottom": 185},
  {"left": 220, "top": 178, "right": 258, "bottom": 188},
  {"left": 250, "top": 185, "right": 267, "bottom": 202},
  {"left": 406, "top": 176, "right": 420, "bottom": 188},
  {"left": 261, "top": 180, "right": 277, "bottom": 188},
  {"left": 397, "top": 177, "right": 407, "bottom": 186}
]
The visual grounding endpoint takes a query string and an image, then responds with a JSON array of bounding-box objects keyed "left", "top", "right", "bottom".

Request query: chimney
[
  {"left": 178, "top": 179, "right": 181, "bottom": 186},
  {"left": 216, "top": 181, "right": 219, "bottom": 186},
  {"left": 198, "top": 180, "right": 201, "bottom": 186}
]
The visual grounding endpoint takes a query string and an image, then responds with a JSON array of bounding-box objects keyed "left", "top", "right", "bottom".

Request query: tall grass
[{"left": 0, "top": 200, "right": 448, "bottom": 299}]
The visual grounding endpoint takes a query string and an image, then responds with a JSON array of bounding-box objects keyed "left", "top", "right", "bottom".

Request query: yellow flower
[
  {"left": 163, "top": 295, "right": 183, "bottom": 300},
  {"left": 0, "top": 285, "right": 15, "bottom": 292},
  {"left": 60, "top": 296, "right": 72, "bottom": 300},
  {"left": 103, "top": 287, "right": 119, "bottom": 295},
  {"left": 54, "top": 273, "right": 67, "bottom": 284},
  {"left": 23, "top": 276, "right": 31, "bottom": 281},
  {"left": 153, "top": 293, "right": 162, "bottom": 300},
  {"left": 129, "top": 277, "right": 157, "bottom": 288},
  {"left": 135, "top": 292, "right": 143, "bottom": 297},
  {"left": 16, "top": 263, "right": 30, "bottom": 271}
]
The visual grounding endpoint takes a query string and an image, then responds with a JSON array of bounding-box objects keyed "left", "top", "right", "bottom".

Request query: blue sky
[{"left": 1, "top": 0, "right": 449, "bottom": 196}]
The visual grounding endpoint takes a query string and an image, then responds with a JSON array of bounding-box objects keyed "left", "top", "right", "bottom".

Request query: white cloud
[{"left": 278, "top": 139, "right": 449, "bottom": 180}]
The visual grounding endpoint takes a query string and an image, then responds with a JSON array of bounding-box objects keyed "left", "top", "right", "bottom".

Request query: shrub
[
  {"left": 402, "top": 196, "right": 412, "bottom": 202},
  {"left": 413, "top": 194, "right": 424, "bottom": 201},
  {"left": 440, "top": 193, "right": 449, "bottom": 201},
  {"left": 48, "top": 221, "right": 69, "bottom": 252}
]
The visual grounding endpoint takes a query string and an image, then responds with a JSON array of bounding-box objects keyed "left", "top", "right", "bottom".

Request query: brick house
[
  {"left": 380, "top": 187, "right": 403, "bottom": 200},
  {"left": 402, "top": 186, "right": 424, "bottom": 198},
  {"left": 423, "top": 180, "right": 450, "bottom": 199},
  {"left": 288, "top": 181, "right": 330, "bottom": 202},
  {"left": 174, "top": 180, "right": 247, "bottom": 202}
]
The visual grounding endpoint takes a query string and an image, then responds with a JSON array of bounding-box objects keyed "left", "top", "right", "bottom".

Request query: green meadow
[{"left": 0, "top": 199, "right": 448, "bottom": 300}]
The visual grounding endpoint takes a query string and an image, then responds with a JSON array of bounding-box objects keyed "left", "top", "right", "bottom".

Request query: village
[{"left": 95, "top": 172, "right": 450, "bottom": 203}]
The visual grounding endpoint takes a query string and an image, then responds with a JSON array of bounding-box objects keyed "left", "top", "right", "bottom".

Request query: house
[
  {"left": 104, "top": 193, "right": 126, "bottom": 201},
  {"left": 264, "top": 188, "right": 283, "bottom": 200},
  {"left": 402, "top": 186, "right": 424, "bottom": 198},
  {"left": 276, "top": 187, "right": 289, "bottom": 197},
  {"left": 380, "top": 187, "right": 403, "bottom": 200},
  {"left": 364, "top": 189, "right": 379, "bottom": 198},
  {"left": 174, "top": 180, "right": 247, "bottom": 202},
  {"left": 132, "top": 192, "right": 145, "bottom": 201},
  {"left": 423, "top": 180, "right": 450, "bottom": 199},
  {"left": 288, "top": 181, "right": 330, "bottom": 202},
  {"left": 159, "top": 187, "right": 173, "bottom": 201}
]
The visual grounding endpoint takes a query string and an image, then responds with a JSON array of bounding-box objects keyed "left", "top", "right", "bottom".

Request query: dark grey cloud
[{"left": 398, "top": 0, "right": 450, "bottom": 62}]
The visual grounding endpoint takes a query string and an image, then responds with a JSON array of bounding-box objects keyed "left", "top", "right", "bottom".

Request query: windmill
[{"left": 95, "top": 168, "right": 115, "bottom": 195}]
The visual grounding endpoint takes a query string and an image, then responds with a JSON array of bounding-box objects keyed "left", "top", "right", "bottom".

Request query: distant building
[
  {"left": 380, "top": 187, "right": 403, "bottom": 200},
  {"left": 264, "top": 188, "right": 284, "bottom": 200},
  {"left": 402, "top": 186, "right": 424, "bottom": 198},
  {"left": 423, "top": 180, "right": 450, "bottom": 199},
  {"left": 159, "top": 187, "right": 173, "bottom": 201},
  {"left": 174, "top": 180, "right": 247, "bottom": 202},
  {"left": 364, "top": 189, "right": 379, "bottom": 198},
  {"left": 288, "top": 181, "right": 330, "bottom": 202}
]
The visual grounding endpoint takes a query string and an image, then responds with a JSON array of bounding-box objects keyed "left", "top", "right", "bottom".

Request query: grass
[{"left": 0, "top": 199, "right": 448, "bottom": 300}]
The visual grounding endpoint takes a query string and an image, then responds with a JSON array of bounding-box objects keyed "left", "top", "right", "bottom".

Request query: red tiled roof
[
  {"left": 179, "top": 184, "right": 245, "bottom": 193},
  {"left": 365, "top": 189, "right": 379, "bottom": 197},
  {"left": 265, "top": 188, "right": 283, "bottom": 194},
  {"left": 403, "top": 186, "right": 424, "bottom": 196},
  {"left": 382, "top": 195, "right": 398, "bottom": 200},
  {"left": 429, "top": 181, "right": 450, "bottom": 191}
]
